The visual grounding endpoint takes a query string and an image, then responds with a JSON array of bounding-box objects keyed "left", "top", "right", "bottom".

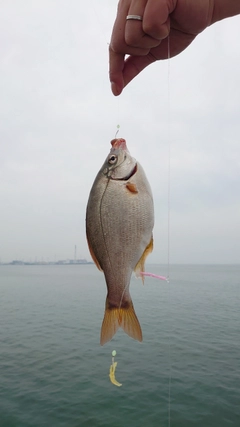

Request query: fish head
[{"left": 101, "top": 138, "right": 136, "bottom": 180}]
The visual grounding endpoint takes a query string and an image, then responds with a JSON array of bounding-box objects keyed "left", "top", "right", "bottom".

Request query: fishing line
[
  {"left": 90, "top": 1, "right": 112, "bottom": 46},
  {"left": 167, "top": 35, "right": 172, "bottom": 427},
  {"left": 115, "top": 124, "right": 120, "bottom": 138},
  {"left": 167, "top": 37, "right": 171, "bottom": 283},
  {"left": 91, "top": 1, "right": 122, "bottom": 136},
  {"left": 91, "top": 5, "right": 173, "bottom": 404}
]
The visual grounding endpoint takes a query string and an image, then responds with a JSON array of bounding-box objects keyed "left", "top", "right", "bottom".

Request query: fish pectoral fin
[
  {"left": 126, "top": 182, "right": 138, "bottom": 194},
  {"left": 100, "top": 298, "right": 142, "bottom": 345},
  {"left": 134, "top": 235, "right": 154, "bottom": 283},
  {"left": 86, "top": 235, "right": 103, "bottom": 271}
]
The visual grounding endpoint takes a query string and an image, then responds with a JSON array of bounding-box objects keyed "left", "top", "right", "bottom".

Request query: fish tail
[{"left": 100, "top": 297, "right": 142, "bottom": 346}]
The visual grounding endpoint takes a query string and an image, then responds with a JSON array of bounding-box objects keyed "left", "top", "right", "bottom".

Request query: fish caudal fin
[
  {"left": 100, "top": 298, "right": 142, "bottom": 346},
  {"left": 100, "top": 305, "right": 119, "bottom": 346}
]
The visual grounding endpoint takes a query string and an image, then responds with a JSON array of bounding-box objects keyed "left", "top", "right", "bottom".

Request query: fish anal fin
[
  {"left": 86, "top": 235, "right": 103, "bottom": 271},
  {"left": 134, "top": 235, "right": 154, "bottom": 283},
  {"left": 126, "top": 182, "right": 138, "bottom": 194},
  {"left": 100, "top": 298, "right": 142, "bottom": 345}
]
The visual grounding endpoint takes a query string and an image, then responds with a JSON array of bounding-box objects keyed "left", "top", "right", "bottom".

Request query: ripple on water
[{"left": 0, "top": 265, "right": 240, "bottom": 427}]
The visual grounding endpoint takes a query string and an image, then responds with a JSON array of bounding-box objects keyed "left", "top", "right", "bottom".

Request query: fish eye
[{"left": 108, "top": 155, "right": 117, "bottom": 165}]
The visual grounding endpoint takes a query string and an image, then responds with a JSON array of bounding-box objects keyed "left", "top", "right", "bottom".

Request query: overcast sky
[{"left": 1, "top": 1, "right": 240, "bottom": 264}]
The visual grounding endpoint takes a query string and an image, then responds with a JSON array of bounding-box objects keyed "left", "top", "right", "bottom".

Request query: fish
[{"left": 86, "top": 138, "right": 154, "bottom": 345}]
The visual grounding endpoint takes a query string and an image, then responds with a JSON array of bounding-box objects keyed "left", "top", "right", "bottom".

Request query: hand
[{"left": 109, "top": 0, "right": 215, "bottom": 95}]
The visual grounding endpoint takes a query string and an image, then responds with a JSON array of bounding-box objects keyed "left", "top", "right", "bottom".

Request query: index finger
[{"left": 109, "top": 48, "right": 125, "bottom": 96}]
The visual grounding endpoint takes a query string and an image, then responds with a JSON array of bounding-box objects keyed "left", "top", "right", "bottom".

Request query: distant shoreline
[{"left": 0, "top": 261, "right": 93, "bottom": 266}]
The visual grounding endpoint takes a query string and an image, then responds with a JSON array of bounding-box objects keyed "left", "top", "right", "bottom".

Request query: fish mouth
[{"left": 111, "top": 164, "right": 137, "bottom": 181}]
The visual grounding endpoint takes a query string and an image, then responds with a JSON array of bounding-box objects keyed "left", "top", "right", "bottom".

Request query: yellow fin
[
  {"left": 134, "top": 235, "right": 154, "bottom": 283},
  {"left": 100, "top": 298, "right": 142, "bottom": 345},
  {"left": 86, "top": 235, "right": 103, "bottom": 271},
  {"left": 126, "top": 182, "right": 138, "bottom": 194},
  {"left": 100, "top": 305, "right": 120, "bottom": 345}
]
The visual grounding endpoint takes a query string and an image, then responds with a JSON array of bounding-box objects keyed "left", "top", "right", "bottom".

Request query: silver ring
[{"left": 126, "top": 15, "right": 143, "bottom": 21}]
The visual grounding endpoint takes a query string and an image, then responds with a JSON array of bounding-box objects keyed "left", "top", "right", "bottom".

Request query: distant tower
[{"left": 74, "top": 245, "right": 77, "bottom": 262}]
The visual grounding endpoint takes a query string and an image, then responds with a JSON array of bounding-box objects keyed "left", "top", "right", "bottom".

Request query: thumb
[{"left": 121, "top": 53, "right": 157, "bottom": 89}]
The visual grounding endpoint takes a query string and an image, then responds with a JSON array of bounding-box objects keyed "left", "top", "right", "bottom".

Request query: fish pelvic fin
[
  {"left": 134, "top": 234, "right": 154, "bottom": 283},
  {"left": 86, "top": 234, "right": 103, "bottom": 271},
  {"left": 100, "top": 298, "right": 143, "bottom": 346}
]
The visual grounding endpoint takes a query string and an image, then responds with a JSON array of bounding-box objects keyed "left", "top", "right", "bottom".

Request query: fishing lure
[
  {"left": 140, "top": 272, "right": 169, "bottom": 282},
  {"left": 109, "top": 350, "right": 122, "bottom": 387}
]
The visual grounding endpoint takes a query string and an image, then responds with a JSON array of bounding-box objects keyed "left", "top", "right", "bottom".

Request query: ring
[{"left": 126, "top": 15, "right": 143, "bottom": 21}]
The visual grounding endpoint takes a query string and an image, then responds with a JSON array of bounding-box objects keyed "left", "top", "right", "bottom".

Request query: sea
[{"left": 0, "top": 264, "right": 239, "bottom": 427}]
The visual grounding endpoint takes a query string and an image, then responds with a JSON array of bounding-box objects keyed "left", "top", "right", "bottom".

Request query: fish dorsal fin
[
  {"left": 126, "top": 182, "right": 138, "bottom": 194},
  {"left": 134, "top": 235, "right": 154, "bottom": 283},
  {"left": 86, "top": 235, "right": 103, "bottom": 271}
]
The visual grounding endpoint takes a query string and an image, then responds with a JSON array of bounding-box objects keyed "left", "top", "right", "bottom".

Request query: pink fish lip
[{"left": 111, "top": 138, "right": 128, "bottom": 151}]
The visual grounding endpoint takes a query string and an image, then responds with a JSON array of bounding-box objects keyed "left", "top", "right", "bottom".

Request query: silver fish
[{"left": 86, "top": 138, "right": 154, "bottom": 345}]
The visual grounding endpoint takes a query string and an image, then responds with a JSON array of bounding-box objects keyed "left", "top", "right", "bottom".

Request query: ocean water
[{"left": 0, "top": 264, "right": 239, "bottom": 427}]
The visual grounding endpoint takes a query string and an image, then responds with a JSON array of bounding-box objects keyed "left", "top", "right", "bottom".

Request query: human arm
[{"left": 109, "top": 0, "right": 240, "bottom": 96}]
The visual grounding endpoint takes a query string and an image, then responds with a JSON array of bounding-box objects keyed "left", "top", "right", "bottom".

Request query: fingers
[
  {"left": 125, "top": 0, "right": 161, "bottom": 50},
  {"left": 109, "top": 0, "right": 150, "bottom": 96},
  {"left": 109, "top": 49, "right": 149, "bottom": 96},
  {"left": 109, "top": 35, "right": 169, "bottom": 96},
  {"left": 121, "top": 52, "right": 157, "bottom": 88},
  {"left": 109, "top": 0, "right": 173, "bottom": 95},
  {"left": 126, "top": 0, "right": 170, "bottom": 47},
  {"left": 109, "top": 49, "right": 125, "bottom": 96},
  {"left": 110, "top": 0, "right": 150, "bottom": 56},
  {"left": 143, "top": 0, "right": 171, "bottom": 40}
]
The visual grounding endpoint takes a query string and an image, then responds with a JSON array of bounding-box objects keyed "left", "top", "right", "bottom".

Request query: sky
[{"left": 1, "top": 1, "right": 240, "bottom": 264}]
